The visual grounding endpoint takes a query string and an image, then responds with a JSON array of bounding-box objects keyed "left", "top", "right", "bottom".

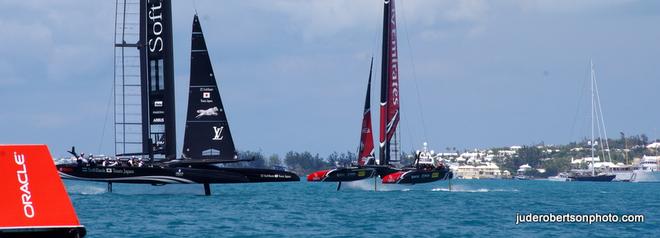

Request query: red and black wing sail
[
  {"left": 358, "top": 58, "right": 376, "bottom": 166},
  {"left": 378, "top": 0, "right": 400, "bottom": 165},
  {"left": 181, "top": 15, "right": 237, "bottom": 161}
]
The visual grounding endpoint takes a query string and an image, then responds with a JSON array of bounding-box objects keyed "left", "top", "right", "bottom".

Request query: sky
[{"left": 0, "top": 0, "right": 659, "bottom": 158}]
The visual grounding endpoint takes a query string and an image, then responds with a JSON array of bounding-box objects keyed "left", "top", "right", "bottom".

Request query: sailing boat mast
[
  {"left": 379, "top": 0, "right": 400, "bottom": 166},
  {"left": 590, "top": 60, "right": 596, "bottom": 176}
]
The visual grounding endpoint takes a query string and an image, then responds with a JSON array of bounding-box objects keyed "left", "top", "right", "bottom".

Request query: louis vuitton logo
[{"left": 212, "top": 126, "right": 224, "bottom": 141}]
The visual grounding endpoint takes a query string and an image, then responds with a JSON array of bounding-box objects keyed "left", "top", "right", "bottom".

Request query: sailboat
[
  {"left": 306, "top": 58, "right": 386, "bottom": 189},
  {"left": 57, "top": 0, "right": 299, "bottom": 196},
  {"left": 307, "top": 0, "right": 452, "bottom": 187},
  {"left": 376, "top": 0, "right": 452, "bottom": 185},
  {"left": 568, "top": 60, "right": 615, "bottom": 182}
]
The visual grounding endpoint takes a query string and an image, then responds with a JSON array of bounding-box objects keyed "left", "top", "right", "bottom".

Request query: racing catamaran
[
  {"left": 306, "top": 58, "right": 391, "bottom": 190},
  {"left": 57, "top": 0, "right": 299, "bottom": 196},
  {"left": 307, "top": 0, "right": 452, "bottom": 188},
  {"left": 376, "top": 0, "right": 452, "bottom": 185}
]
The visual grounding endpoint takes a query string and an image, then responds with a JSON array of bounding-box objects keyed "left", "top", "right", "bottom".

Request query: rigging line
[
  {"left": 591, "top": 61, "right": 605, "bottom": 161},
  {"left": 569, "top": 64, "right": 589, "bottom": 142},
  {"left": 399, "top": 0, "right": 429, "bottom": 143},
  {"left": 590, "top": 60, "right": 595, "bottom": 170},
  {"left": 391, "top": 1, "right": 417, "bottom": 151},
  {"left": 592, "top": 63, "right": 607, "bottom": 163},
  {"left": 595, "top": 101, "right": 606, "bottom": 161},
  {"left": 399, "top": 108, "right": 415, "bottom": 155},
  {"left": 593, "top": 67, "right": 612, "bottom": 162},
  {"left": 112, "top": 0, "right": 120, "bottom": 156},
  {"left": 99, "top": 77, "right": 115, "bottom": 154}
]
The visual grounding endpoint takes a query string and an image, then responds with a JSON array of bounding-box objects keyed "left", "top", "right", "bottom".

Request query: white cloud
[
  {"left": 516, "top": 0, "right": 636, "bottom": 14},
  {"left": 0, "top": 1, "right": 113, "bottom": 83},
  {"left": 244, "top": 0, "right": 491, "bottom": 40}
]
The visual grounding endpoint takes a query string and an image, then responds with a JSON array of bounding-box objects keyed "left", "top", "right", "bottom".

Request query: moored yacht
[
  {"left": 566, "top": 60, "right": 615, "bottom": 182},
  {"left": 514, "top": 164, "right": 533, "bottom": 180},
  {"left": 548, "top": 172, "right": 571, "bottom": 182},
  {"left": 604, "top": 162, "right": 634, "bottom": 182},
  {"left": 631, "top": 155, "right": 660, "bottom": 182}
]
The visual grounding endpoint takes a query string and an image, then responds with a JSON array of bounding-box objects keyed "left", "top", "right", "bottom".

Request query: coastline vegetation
[{"left": 230, "top": 134, "right": 656, "bottom": 177}]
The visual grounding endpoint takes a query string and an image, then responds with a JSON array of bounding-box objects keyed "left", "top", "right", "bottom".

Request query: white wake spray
[
  {"left": 432, "top": 184, "right": 519, "bottom": 193},
  {"left": 343, "top": 178, "right": 417, "bottom": 191},
  {"left": 66, "top": 185, "right": 107, "bottom": 195}
]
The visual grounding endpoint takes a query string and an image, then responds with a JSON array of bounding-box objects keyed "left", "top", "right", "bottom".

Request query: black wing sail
[
  {"left": 182, "top": 15, "right": 237, "bottom": 161},
  {"left": 138, "top": 0, "right": 177, "bottom": 160}
]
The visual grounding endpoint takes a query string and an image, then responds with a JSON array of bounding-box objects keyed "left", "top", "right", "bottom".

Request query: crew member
[{"left": 108, "top": 159, "right": 118, "bottom": 167}]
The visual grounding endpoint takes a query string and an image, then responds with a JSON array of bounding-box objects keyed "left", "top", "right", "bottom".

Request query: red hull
[
  {"left": 306, "top": 168, "right": 377, "bottom": 182},
  {"left": 307, "top": 170, "right": 332, "bottom": 182}
]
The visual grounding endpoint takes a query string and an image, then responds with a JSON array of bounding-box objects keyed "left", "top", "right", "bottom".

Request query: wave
[
  {"left": 343, "top": 179, "right": 410, "bottom": 191},
  {"left": 432, "top": 185, "right": 519, "bottom": 193},
  {"left": 67, "top": 185, "right": 107, "bottom": 195}
]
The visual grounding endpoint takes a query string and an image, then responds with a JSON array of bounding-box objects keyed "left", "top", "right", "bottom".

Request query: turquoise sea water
[{"left": 65, "top": 179, "right": 659, "bottom": 237}]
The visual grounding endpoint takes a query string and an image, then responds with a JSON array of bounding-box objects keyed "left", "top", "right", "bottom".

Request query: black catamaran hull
[
  {"left": 57, "top": 164, "right": 299, "bottom": 184},
  {"left": 569, "top": 174, "right": 616, "bottom": 182},
  {"left": 382, "top": 168, "right": 453, "bottom": 185}
]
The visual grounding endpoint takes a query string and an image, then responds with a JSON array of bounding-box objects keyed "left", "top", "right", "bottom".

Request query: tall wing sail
[
  {"left": 182, "top": 15, "right": 237, "bottom": 161},
  {"left": 139, "top": 0, "right": 177, "bottom": 160},
  {"left": 378, "top": 0, "right": 400, "bottom": 165},
  {"left": 358, "top": 58, "right": 376, "bottom": 166}
]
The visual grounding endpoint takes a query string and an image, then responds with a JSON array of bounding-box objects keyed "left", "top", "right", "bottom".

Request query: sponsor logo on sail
[
  {"left": 390, "top": 3, "right": 399, "bottom": 107},
  {"left": 153, "top": 118, "right": 164, "bottom": 123},
  {"left": 14, "top": 152, "right": 35, "bottom": 218},
  {"left": 154, "top": 101, "right": 163, "bottom": 107},
  {"left": 212, "top": 126, "right": 224, "bottom": 141},
  {"left": 196, "top": 107, "right": 219, "bottom": 118},
  {"left": 148, "top": 1, "right": 164, "bottom": 53},
  {"left": 202, "top": 92, "right": 211, "bottom": 99}
]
